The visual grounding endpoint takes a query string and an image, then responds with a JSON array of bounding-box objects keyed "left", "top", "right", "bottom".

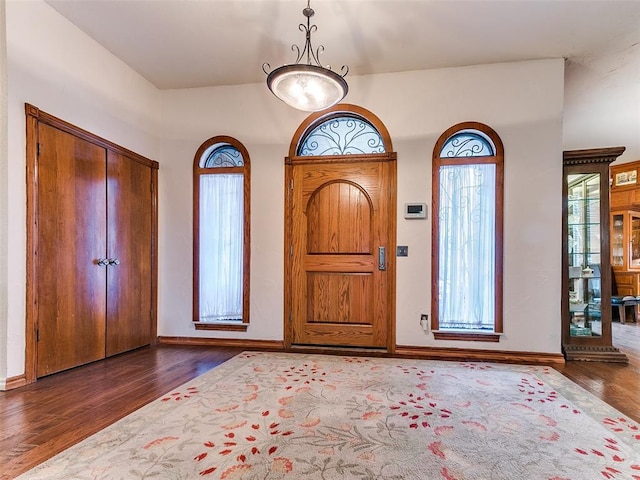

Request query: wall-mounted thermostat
[{"left": 404, "top": 203, "right": 427, "bottom": 219}]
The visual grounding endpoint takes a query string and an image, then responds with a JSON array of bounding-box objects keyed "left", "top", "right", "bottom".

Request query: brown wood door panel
[
  {"left": 36, "top": 124, "right": 107, "bottom": 377},
  {"left": 305, "top": 255, "right": 374, "bottom": 271},
  {"left": 307, "top": 272, "right": 373, "bottom": 325},
  {"left": 290, "top": 160, "right": 394, "bottom": 348},
  {"left": 294, "top": 325, "right": 376, "bottom": 346},
  {"left": 307, "top": 182, "right": 371, "bottom": 253},
  {"left": 106, "top": 151, "right": 153, "bottom": 356}
]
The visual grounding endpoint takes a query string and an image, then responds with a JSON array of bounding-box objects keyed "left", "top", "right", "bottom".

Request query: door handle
[
  {"left": 378, "top": 247, "right": 386, "bottom": 271},
  {"left": 108, "top": 258, "right": 120, "bottom": 266},
  {"left": 97, "top": 258, "right": 109, "bottom": 266}
]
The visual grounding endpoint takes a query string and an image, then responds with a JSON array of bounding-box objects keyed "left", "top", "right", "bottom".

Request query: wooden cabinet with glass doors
[
  {"left": 611, "top": 210, "right": 640, "bottom": 296},
  {"left": 562, "top": 147, "right": 627, "bottom": 362}
]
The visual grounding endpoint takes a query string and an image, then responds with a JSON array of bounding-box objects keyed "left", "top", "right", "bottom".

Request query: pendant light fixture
[{"left": 262, "top": 0, "right": 349, "bottom": 112}]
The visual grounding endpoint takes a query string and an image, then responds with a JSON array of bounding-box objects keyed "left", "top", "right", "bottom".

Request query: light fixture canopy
[{"left": 263, "top": 1, "right": 348, "bottom": 112}]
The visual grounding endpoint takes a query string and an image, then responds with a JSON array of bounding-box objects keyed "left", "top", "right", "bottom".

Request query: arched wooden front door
[{"left": 284, "top": 105, "right": 396, "bottom": 351}]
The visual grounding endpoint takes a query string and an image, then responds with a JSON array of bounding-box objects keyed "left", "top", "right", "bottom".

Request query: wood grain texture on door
[
  {"left": 289, "top": 161, "right": 395, "bottom": 348},
  {"left": 36, "top": 124, "right": 108, "bottom": 377},
  {"left": 106, "top": 151, "right": 153, "bottom": 356}
]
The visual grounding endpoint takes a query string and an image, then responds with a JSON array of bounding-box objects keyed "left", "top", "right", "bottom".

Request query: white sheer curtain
[
  {"left": 199, "top": 174, "right": 244, "bottom": 321},
  {"left": 438, "top": 164, "right": 495, "bottom": 330}
]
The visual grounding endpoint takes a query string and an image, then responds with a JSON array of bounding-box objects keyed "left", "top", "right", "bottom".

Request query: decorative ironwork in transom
[
  {"left": 440, "top": 130, "right": 495, "bottom": 158},
  {"left": 298, "top": 116, "right": 385, "bottom": 156},
  {"left": 202, "top": 145, "right": 244, "bottom": 168}
]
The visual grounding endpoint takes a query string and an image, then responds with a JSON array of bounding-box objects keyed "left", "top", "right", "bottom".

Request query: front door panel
[{"left": 290, "top": 160, "right": 394, "bottom": 348}]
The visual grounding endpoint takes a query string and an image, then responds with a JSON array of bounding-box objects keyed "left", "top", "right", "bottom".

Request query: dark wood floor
[
  {"left": 555, "top": 321, "right": 640, "bottom": 422},
  {"left": 1, "top": 325, "right": 640, "bottom": 479},
  {"left": 0, "top": 345, "right": 242, "bottom": 479}
]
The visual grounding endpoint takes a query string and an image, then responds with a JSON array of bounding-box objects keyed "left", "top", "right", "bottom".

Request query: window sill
[
  {"left": 432, "top": 330, "right": 501, "bottom": 342},
  {"left": 193, "top": 321, "right": 248, "bottom": 332}
]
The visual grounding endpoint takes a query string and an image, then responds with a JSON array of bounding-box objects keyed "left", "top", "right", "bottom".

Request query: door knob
[{"left": 108, "top": 258, "right": 120, "bottom": 266}]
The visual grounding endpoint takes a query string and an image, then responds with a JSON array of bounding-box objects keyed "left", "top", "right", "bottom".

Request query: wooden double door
[
  {"left": 285, "top": 157, "right": 396, "bottom": 350},
  {"left": 27, "top": 105, "right": 158, "bottom": 379}
]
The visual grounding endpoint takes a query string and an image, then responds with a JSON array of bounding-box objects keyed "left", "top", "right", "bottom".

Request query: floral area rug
[{"left": 17, "top": 352, "right": 640, "bottom": 479}]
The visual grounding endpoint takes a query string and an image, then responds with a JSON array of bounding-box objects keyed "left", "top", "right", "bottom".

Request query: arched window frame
[
  {"left": 193, "top": 136, "right": 250, "bottom": 331},
  {"left": 431, "top": 122, "right": 504, "bottom": 341}
]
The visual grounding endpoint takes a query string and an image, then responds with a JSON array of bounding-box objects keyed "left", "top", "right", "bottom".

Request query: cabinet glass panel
[
  {"left": 567, "top": 173, "right": 601, "bottom": 338},
  {"left": 632, "top": 216, "right": 640, "bottom": 268},
  {"left": 612, "top": 213, "right": 624, "bottom": 267}
]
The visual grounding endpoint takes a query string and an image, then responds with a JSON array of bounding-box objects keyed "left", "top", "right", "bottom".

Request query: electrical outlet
[
  {"left": 397, "top": 245, "right": 408, "bottom": 257},
  {"left": 419, "top": 314, "right": 429, "bottom": 332}
]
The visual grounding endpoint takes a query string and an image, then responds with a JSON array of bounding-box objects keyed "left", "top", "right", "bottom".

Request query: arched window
[
  {"left": 432, "top": 122, "right": 504, "bottom": 341},
  {"left": 297, "top": 115, "right": 386, "bottom": 156},
  {"left": 193, "top": 136, "right": 250, "bottom": 331}
]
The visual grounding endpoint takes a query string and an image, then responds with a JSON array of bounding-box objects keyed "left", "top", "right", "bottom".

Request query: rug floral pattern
[{"left": 17, "top": 352, "right": 640, "bottom": 479}]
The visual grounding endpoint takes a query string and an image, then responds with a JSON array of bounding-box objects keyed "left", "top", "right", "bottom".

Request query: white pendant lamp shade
[
  {"left": 266, "top": 64, "right": 348, "bottom": 112},
  {"left": 263, "top": 1, "right": 349, "bottom": 112}
]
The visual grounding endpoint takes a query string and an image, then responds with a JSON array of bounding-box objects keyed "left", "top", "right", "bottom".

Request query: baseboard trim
[
  {"left": 395, "top": 345, "right": 565, "bottom": 365},
  {"left": 563, "top": 345, "right": 628, "bottom": 363},
  {"left": 158, "top": 337, "right": 564, "bottom": 365},
  {"left": 2, "top": 374, "right": 28, "bottom": 391},
  {"left": 158, "top": 336, "right": 284, "bottom": 350}
]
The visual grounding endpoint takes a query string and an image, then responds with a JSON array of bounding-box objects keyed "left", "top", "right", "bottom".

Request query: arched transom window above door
[
  {"left": 289, "top": 104, "right": 393, "bottom": 159},
  {"left": 298, "top": 116, "right": 386, "bottom": 156}
]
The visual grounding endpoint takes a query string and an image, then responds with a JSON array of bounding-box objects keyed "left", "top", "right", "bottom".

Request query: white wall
[
  {"left": 563, "top": 29, "right": 640, "bottom": 163},
  {"left": 160, "top": 59, "right": 565, "bottom": 354},
  {"left": 2, "top": 0, "right": 160, "bottom": 381}
]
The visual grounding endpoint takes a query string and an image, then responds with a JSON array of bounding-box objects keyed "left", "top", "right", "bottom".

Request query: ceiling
[{"left": 44, "top": 0, "right": 640, "bottom": 90}]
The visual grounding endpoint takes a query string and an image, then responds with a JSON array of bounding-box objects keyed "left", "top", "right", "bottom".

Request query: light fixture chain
[{"left": 296, "top": 2, "right": 322, "bottom": 67}]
